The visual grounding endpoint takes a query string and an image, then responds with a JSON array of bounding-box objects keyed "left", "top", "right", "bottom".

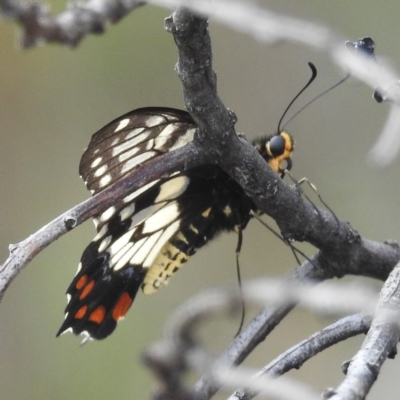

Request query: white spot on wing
[
  {"left": 162, "top": 113, "right": 180, "bottom": 122},
  {"left": 91, "top": 157, "right": 103, "bottom": 168},
  {"left": 159, "top": 123, "right": 178, "bottom": 137},
  {"left": 146, "top": 139, "right": 155, "bottom": 150},
  {"left": 120, "top": 152, "right": 157, "bottom": 174},
  {"left": 108, "top": 229, "right": 135, "bottom": 257},
  {"left": 114, "top": 237, "right": 147, "bottom": 270},
  {"left": 98, "top": 235, "right": 112, "bottom": 252},
  {"left": 143, "top": 202, "right": 179, "bottom": 233},
  {"left": 169, "top": 128, "right": 195, "bottom": 151},
  {"left": 154, "top": 134, "right": 169, "bottom": 150},
  {"left": 126, "top": 127, "right": 145, "bottom": 140},
  {"left": 123, "top": 180, "right": 159, "bottom": 204},
  {"left": 99, "top": 174, "right": 112, "bottom": 188},
  {"left": 129, "top": 203, "right": 165, "bottom": 229},
  {"left": 76, "top": 262, "right": 82, "bottom": 274},
  {"left": 94, "top": 164, "right": 108, "bottom": 178},
  {"left": 93, "top": 224, "right": 108, "bottom": 241},
  {"left": 100, "top": 206, "right": 117, "bottom": 222},
  {"left": 155, "top": 176, "right": 189, "bottom": 203},
  {"left": 113, "top": 243, "right": 136, "bottom": 270},
  {"left": 112, "top": 132, "right": 149, "bottom": 157},
  {"left": 153, "top": 124, "right": 178, "bottom": 150},
  {"left": 120, "top": 203, "right": 136, "bottom": 221},
  {"left": 117, "top": 141, "right": 147, "bottom": 162},
  {"left": 110, "top": 242, "right": 133, "bottom": 266},
  {"left": 145, "top": 115, "right": 164, "bottom": 127},
  {"left": 115, "top": 118, "right": 130, "bottom": 132},
  {"left": 143, "top": 220, "right": 180, "bottom": 267},
  {"left": 129, "top": 231, "right": 164, "bottom": 266}
]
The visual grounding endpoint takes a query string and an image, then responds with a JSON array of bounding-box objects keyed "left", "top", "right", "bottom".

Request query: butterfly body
[{"left": 57, "top": 107, "right": 294, "bottom": 341}]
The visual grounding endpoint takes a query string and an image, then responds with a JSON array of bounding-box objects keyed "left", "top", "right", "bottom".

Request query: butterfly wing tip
[
  {"left": 56, "top": 326, "right": 73, "bottom": 338},
  {"left": 79, "top": 331, "right": 94, "bottom": 346}
]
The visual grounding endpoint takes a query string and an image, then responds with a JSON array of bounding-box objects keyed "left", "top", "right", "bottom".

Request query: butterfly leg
[{"left": 285, "top": 171, "right": 339, "bottom": 224}]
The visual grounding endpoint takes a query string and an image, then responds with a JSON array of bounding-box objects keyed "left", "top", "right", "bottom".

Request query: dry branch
[
  {"left": 0, "top": 0, "right": 145, "bottom": 47},
  {"left": 229, "top": 313, "right": 372, "bottom": 400},
  {"left": 327, "top": 262, "right": 400, "bottom": 400}
]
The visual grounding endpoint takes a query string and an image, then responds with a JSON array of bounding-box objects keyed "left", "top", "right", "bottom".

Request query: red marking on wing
[
  {"left": 75, "top": 306, "right": 87, "bottom": 319},
  {"left": 88, "top": 306, "right": 106, "bottom": 324},
  {"left": 112, "top": 293, "right": 133, "bottom": 321},
  {"left": 79, "top": 280, "right": 95, "bottom": 300},
  {"left": 75, "top": 274, "right": 88, "bottom": 290}
]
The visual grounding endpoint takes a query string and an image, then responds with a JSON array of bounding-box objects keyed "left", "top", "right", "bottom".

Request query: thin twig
[
  {"left": 229, "top": 313, "right": 372, "bottom": 400},
  {"left": 327, "top": 262, "right": 400, "bottom": 400}
]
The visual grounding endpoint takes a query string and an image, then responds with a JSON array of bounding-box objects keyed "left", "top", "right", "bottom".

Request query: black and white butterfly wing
[
  {"left": 57, "top": 108, "right": 201, "bottom": 340},
  {"left": 57, "top": 107, "right": 294, "bottom": 342},
  {"left": 79, "top": 107, "right": 196, "bottom": 194}
]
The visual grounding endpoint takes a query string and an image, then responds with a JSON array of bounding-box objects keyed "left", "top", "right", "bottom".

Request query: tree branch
[
  {"left": 0, "top": 0, "right": 145, "bottom": 47},
  {"left": 326, "top": 262, "right": 400, "bottom": 400},
  {"left": 144, "top": 275, "right": 376, "bottom": 399},
  {"left": 190, "top": 262, "right": 378, "bottom": 400},
  {"left": 229, "top": 313, "right": 372, "bottom": 400},
  {"left": 165, "top": 8, "right": 400, "bottom": 274}
]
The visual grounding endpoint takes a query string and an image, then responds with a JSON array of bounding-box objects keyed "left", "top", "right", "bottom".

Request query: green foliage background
[{"left": 1, "top": 1, "right": 400, "bottom": 399}]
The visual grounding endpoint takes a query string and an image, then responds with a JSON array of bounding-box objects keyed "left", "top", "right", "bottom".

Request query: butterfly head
[
  {"left": 267, "top": 131, "right": 294, "bottom": 175},
  {"left": 254, "top": 131, "right": 294, "bottom": 177}
]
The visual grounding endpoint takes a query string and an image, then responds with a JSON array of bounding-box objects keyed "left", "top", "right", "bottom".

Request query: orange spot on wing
[
  {"left": 112, "top": 292, "right": 133, "bottom": 321},
  {"left": 75, "top": 275, "right": 88, "bottom": 290},
  {"left": 79, "top": 280, "right": 95, "bottom": 300},
  {"left": 88, "top": 306, "right": 106, "bottom": 324},
  {"left": 75, "top": 306, "right": 87, "bottom": 319}
]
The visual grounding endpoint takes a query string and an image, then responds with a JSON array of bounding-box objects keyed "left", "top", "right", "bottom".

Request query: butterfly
[{"left": 56, "top": 107, "right": 294, "bottom": 342}]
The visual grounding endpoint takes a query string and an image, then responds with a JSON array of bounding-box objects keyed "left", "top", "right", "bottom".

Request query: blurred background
[{"left": 1, "top": 1, "right": 399, "bottom": 399}]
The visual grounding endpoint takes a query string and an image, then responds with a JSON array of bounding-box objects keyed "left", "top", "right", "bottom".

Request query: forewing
[{"left": 79, "top": 107, "right": 196, "bottom": 194}]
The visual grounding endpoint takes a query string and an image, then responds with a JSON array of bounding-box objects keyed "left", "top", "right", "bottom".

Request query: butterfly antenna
[
  {"left": 277, "top": 62, "right": 318, "bottom": 133},
  {"left": 234, "top": 227, "right": 245, "bottom": 337},
  {"left": 281, "top": 73, "right": 350, "bottom": 131}
]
